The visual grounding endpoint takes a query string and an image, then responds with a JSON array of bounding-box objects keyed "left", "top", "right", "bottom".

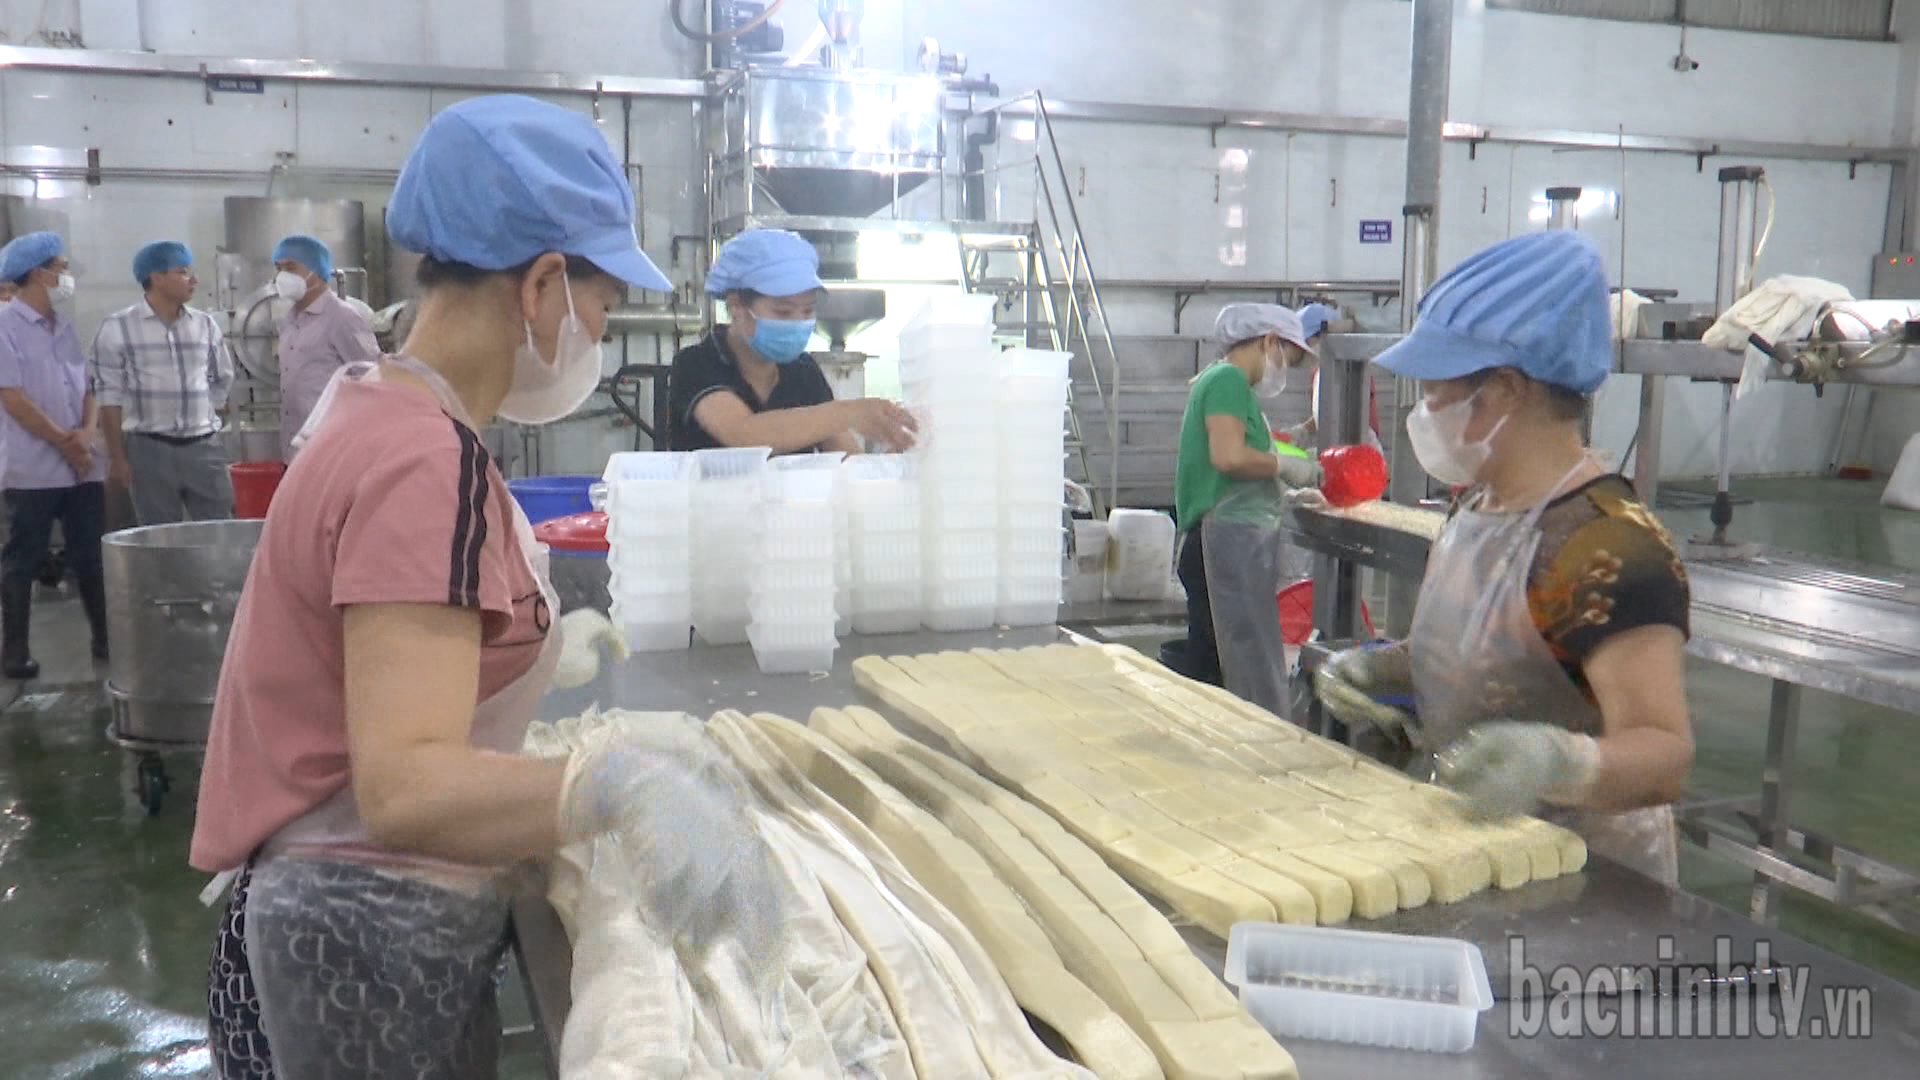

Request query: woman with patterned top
[{"left": 1313, "top": 230, "right": 1693, "bottom": 885}]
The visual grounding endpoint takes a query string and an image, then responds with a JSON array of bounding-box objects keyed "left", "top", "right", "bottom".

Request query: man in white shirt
[{"left": 89, "top": 241, "right": 236, "bottom": 525}]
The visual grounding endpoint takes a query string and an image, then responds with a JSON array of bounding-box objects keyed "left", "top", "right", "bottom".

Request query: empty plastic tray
[
  {"left": 747, "top": 623, "right": 838, "bottom": 674},
  {"left": 692, "top": 446, "right": 772, "bottom": 481},
  {"left": 614, "top": 614, "right": 691, "bottom": 645},
  {"left": 1224, "top": 923, "right": 1494, "bottom": 1054},
  {"left": 996, "top": 347, "right": 1073, "bottom": 380},
  {"left": 852, "top": 608, "right": 922, "bottom": 635}
]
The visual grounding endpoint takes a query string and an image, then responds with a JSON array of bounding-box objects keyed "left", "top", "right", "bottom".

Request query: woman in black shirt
[{"left": 667, "top": 229, "right": 915, "bottom": 453}]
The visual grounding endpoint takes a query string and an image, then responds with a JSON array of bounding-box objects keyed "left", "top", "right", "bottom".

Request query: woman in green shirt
[{"left": 1167, "top": 304, "right": 1323, "bottom": 687}]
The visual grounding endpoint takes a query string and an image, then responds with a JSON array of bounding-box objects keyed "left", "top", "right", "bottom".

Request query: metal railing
[{"left": 969, "top": 92, "right": 1124, "bottom": 513}]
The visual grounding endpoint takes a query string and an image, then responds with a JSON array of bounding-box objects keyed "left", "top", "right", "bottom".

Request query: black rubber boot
[
  {"left": 77, "top": 573, "right": 109, "bottom": 662},
  {"left": 2, "top": 579, "right": 39, "bottom": 680}
]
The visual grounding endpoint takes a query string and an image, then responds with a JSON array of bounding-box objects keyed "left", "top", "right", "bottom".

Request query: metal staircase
[{"left": 956, "top": 93, "right": 1123, "bottom": 516}]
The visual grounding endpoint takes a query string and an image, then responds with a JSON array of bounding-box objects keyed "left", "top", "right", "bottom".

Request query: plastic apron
[
  {"left": 239, "top": 356, "right": 565, "bottom": 1077},
  {"left": 1407, "top": 461, "right": 1679, "bottom": 886},
  {"left": 1201, "top": 477, "right": 1293, "bottom": 721}
]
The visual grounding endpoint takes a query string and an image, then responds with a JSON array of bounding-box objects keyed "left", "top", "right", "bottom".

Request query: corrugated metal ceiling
[{"left": 1485, "top": 0, "right": 1893, "bottom": 41}]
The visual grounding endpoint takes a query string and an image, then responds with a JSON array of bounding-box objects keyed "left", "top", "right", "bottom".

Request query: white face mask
[
  {"left": 1406, "top": 391, "right": 1508, "bottom": 486},
  {"left": 497, "top": 272, "right": 602, "bottom": 425},
  {"left": 1254, "top": 347, "right": 1289, "bottom": 400},
  {"left": 49, "top": 273, "right": 74, "bottom": 304},
  {"left": 273, "top": 271, "right": 310, "bottom": 302}
]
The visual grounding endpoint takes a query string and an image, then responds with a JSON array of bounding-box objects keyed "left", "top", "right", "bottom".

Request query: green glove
[
  {"left": 1435, "top": 721, "right": 1601, "bottom": 822},
  {"left": 1313, "top": 642, "right": 1415, "bottom": 736}
]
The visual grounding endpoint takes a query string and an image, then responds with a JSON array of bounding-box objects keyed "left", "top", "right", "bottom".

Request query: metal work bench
[
  {"left": 509, "top": 624, "right": 1920, "bottom": 1078},
  {"left": 1283, "top": 503, "right": 1920, "bottom": 935}
]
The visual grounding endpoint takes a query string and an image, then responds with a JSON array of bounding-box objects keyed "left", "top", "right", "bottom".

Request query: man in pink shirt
[{"left": 270, "top": 234, "right": 379, "bottom": 460}]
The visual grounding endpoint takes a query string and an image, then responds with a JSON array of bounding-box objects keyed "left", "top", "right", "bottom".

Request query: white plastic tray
[
  {"left": 1224, "top": 923, "right": 1494, "bottom": 1054},
  {"left": 746, "top": 623, "right": 838, "bottom": 674}
]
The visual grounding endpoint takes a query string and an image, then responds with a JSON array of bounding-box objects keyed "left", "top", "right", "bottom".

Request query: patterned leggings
[{"left": 207, "top": 857, "right": 511, "bottom": 1079}]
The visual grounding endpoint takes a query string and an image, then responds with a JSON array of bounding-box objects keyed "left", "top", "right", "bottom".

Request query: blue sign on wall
[
  {"left": 207, "top": 75, "right": 266, "bottom": 95},
  {"left": 1360, "top": 220, "right": 1393, "bottom": 244}
]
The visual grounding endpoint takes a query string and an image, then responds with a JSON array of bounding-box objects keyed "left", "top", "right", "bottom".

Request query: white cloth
[
  {"left": 1702, "top": 275, "right": 1854, "bottom": 400},
  {"left": 1610, "top": 289, "right": 1650, "bottom": 341},
  {"left": 1885, "top": 434, "right": 1920, "bottom": 513}
]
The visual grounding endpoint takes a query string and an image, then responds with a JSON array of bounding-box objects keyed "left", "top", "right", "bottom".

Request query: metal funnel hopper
[{"left": 816, "top": 289, "right": 887, "bottom": 350}]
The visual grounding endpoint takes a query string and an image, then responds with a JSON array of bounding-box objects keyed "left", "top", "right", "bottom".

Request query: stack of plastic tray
[
  {"left": 601, "top": 451, "right": 694, "bottom": 650},
  {"left": 994, "top": 348, "right": 1072, "bottom": 625},
  {"left": 841, "top": 455, "right": 922, "bottom": 635},
  {"left": 748, "top": 454, "right": 844, "bottom": 673},
  {"left": 901, "top": 295, "right": 1000, "bottom": 632},
  {"left": 690, "top": 447, "right": 770, "bottom": 646}
]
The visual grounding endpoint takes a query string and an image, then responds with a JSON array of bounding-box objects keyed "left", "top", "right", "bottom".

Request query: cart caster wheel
[{"left": 137, "top": 756, "right": 169, "bottom": 816}]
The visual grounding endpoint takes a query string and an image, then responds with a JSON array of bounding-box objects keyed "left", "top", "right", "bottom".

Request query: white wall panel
[
  {"left": 2, "top": 0, "right": 1909, "bottom": 476},
  {"left": 289, "top": 86, "right": 431, "bottom": 171},
  {"left": 1284, "top": 134, "right": 1406, "bottom": 282}
]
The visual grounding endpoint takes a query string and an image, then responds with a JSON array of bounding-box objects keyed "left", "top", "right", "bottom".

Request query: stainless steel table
[{"left": 510, "top": 626, "right": 1920, "bottom": 1078}]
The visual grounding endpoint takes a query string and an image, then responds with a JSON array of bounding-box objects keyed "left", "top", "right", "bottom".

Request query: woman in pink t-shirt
[{"left": 192, "top": 96, "right": 776, "bottom": 1079}]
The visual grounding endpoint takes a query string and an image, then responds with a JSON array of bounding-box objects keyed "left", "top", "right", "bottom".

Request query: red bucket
[
  {"left": 1277, "top": 579, "right": 1374, "bottom": 646},
  {"left": 1318, "top": 444, "right": 1389, "bottom": 508},
  {"left": 229, "top": 461, "right": 287, "bottom": 519}
]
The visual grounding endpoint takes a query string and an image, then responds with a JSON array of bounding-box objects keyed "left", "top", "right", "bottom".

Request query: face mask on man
[
  {"left": 748, "top": 314, "right": 816, "bottom": 364},
  {"left": 274, "top": 271, "right": 310, "bottom": 302},
  {"left": 49, "top": 273, "right": 75, "bottom": 304},
  {"left": 498, "top": 271, "right": 602, "bottom": 425},
  {"left": 1405, "top": 390, "right": 1509, "bottom": 486}
]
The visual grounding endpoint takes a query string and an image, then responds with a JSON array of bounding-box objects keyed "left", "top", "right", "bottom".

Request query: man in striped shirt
[{"left": 90, "top": 241, "right": 236, "bottom": 525}]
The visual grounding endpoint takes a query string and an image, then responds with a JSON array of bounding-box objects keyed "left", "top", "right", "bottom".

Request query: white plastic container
[
  {"left": 608, "top": 540, "right": 693, "bottom": 572},
  {"left": 998, "top": 528, "right": 1065, "bottom": 559},
  {"left": 747, "top": 561, "right": 837, "bottom": 590},
  {"left": 603, "top": 451, "right": 694, "bottom": 514},
  {"left": 1066, "top": 519, "right": 1108, "bottom": 604},
  {"left": 746, "top": 591, "right": 838, "bottom": 623},
  {"left": 613, "top": 617, "right": 693, "bottom": 653},
  {"left": 996, "top": 347, "right": 1073, "bottom": 380},
  {"left": 692, "top": 446, "right": 773, "bottom": 482},
  {"left": 693, "top": 610, "right": 754, "bottom": 642},
  {"left": 995, "top": 577, "right": 1061, "bottom": 627},
  {"left": 1107, "top": 508, "right": 1177, "bottom": 601},
  {"left": 852, "top": 607, "right": 922, "bottom": 635},
  {"left": 747, "top": 622, "right": 838, "bottom": 674},
  {"left": 852, "top": 557, "right": 921, "bottom": 587},
  {"left": 1224, "top": 923, "right": 1494, "bottom": 1054},
  {"left": 921, "top": 544, "right": 997, "bottom": 581}
]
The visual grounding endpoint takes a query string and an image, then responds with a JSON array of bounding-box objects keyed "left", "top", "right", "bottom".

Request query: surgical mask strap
[{"left": 523, "top": 270, "right": 581, "bottom": 360}]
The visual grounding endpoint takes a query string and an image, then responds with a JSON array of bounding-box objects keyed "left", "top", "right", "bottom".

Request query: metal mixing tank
[{"left": 104, "top": 519, "right": 263, "bottom": 746}]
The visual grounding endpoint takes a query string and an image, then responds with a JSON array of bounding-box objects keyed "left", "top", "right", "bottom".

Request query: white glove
[
  {"left": 1436, "top": 722, "right": 1601, "bottom": 822},
  {"left": 1276, "top": 456, "right": 1325, "bottom": 489},
  {"left": 552, "top": 609, "right": 628, "bottom": 690},
  {"left": 1283, "top": 487, "right": 1330, "bottom": 512},
  {"left": 556, "top": 718, "right": 782, "bottom": 957}
]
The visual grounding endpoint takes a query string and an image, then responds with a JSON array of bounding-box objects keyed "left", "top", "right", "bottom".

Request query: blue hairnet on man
[
  {"left": 664, "top": 228, "right": 917, "bottom": 455},
  {"left": 272, "top": 235, "right": 334, "bottom": 283},
  {"left": 1, "top": 232, "right": 65, "bottom": 285},
  {"left": 272, "top": 233, "right": 379, "bottom": 461},
  {"left": 131, "top": 240, "right": 193, "bottom": 289},
  {"left": 0, "top": 229, "right": 110, "bottom": 675},
  {"left": 91, "top": 239, "right": 235, "bottom": 526}
]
